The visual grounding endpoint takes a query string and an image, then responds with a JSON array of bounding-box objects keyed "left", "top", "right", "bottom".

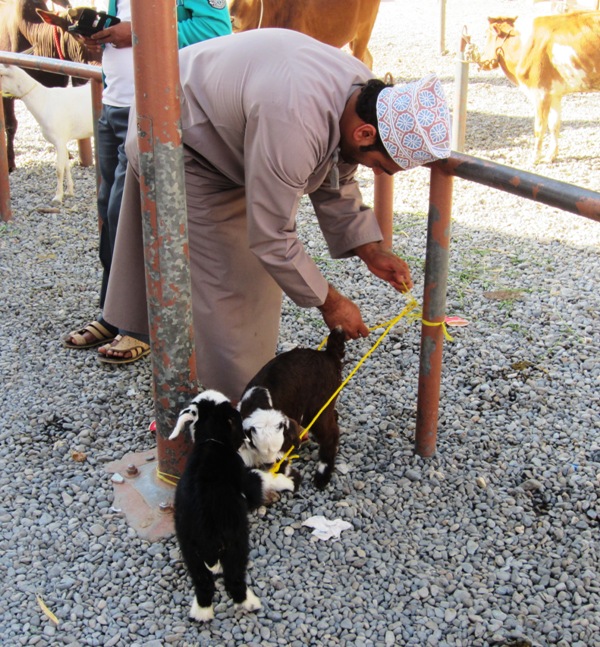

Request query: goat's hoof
[
  {"left": 236, "top": 588, "right": 261, "bottom": 613},
  {"left": 314, "top": 465, "right": 333, "bottom": 490},
  {"left": 287, "top": 468, "right": 302, "bottom": 492},
  {"left": 189, "top": 597, "right": 213, "bottom": 622},
  {"left": 263, "top": 490, "right": 281, "bottom": 506}
]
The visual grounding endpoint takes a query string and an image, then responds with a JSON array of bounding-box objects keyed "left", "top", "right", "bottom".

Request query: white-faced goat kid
[
  {"left": 240, "top": 326, "right": 346, "bottom": 489},
  {"left": 0, "top": 63, "right": 93, "bottom": 203},
  {"left": 169, "top": 390, "right": 298, "bottom": 622},
  {"left": 238, "top": 386, "right": 302, "bottom": 467}
]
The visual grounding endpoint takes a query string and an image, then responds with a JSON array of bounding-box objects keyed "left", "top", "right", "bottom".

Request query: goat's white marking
[
  {"left": 192, "top": 390, "right": 229, "bottom": 405},
  {"left": 242, "top": 408, "right": 287, "bottom": 465},
  {"left": 239, "top": 386, "right": 273, "bottom": 408},
  {"left": 190, "top": 597, "right": 214, "bottom": 622},
  {"left": 236, "top": 588, "right": 261, "bottom": 612},
  {"left": 204, "top": 560, "right": 222, "bottom": 575},
  {"left": 238, "top": 440, "right": 257, "bottom": 468},
  {"left": 170, "top": 390, "right": 230, "bottom": 440},
  {"left": 169, "top": 410, "right": 197, "bottom": 440},
  {"left": 256, "top": 470, "right": 295, "bottom": 492},
  {"left": 317, "top": 462, "right": 328, "bottom": 474}
]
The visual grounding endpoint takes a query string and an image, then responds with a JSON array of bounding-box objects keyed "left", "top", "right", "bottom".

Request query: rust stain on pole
[
  {"left": 415, "top": 162, "right": 454, "bottom": 457},
  {"left": 131, "top": 0, "right": 196, "bottom": 478},
  {"left": 441, "top": 152, "right": 600, "bottom": 223},
  {"left": 0, "top": 77, "right": 12, "bottom": 222},
  {"left": 90, "top": 78, "right": 103, "bottom": 195}
]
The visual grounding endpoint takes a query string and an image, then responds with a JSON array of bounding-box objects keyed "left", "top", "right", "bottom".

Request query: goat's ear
[
  {"left": 285, "top": 418, "right": 302, "bottom": 447},
  {"left": 169, "top": 411, "right": 196, "bottom": 440},
  {"left": 244, "top": 426, "right": 257, "bottom": 448}
]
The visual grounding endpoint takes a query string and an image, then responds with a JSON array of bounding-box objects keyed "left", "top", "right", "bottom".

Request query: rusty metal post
[
  {"left": 90, "top": 77, "right": 103, "bottom": 233},
  {"left": 77, "top": 138, "right": 93, "bottom": 166},
  {"left": 0, "top": 79, "right": 12, "bottom": 222},
  {"left": 415, "top": 161, "right": 454, "bottom": 457},
  {"left": 131, "top": 0, "right": 196, "bottom": 479},
  {"left": 373, "top": 173, "right": 394, "bottom": 249},
  {"left": 90, "top": 77, "right": 103, "bottom": 193}
]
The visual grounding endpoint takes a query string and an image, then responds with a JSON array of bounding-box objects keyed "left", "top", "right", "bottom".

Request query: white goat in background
[{"left": 0, "top": 63, "right": 93, "bottom": 204}]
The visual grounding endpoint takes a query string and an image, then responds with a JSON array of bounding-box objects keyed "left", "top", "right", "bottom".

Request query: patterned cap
[{"left": 376, "top": 74, "right": 451, "bottom": 170}]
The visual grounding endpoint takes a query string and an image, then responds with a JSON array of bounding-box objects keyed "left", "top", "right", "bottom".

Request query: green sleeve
[{"left": 177, "top": 0, "right": 232, "bottom": 49}]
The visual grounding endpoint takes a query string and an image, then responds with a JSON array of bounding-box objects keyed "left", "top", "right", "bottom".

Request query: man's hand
[
  {"left": 354, "top": 242, "right": 413, "bottom": 293},
  {"left": 91, "top": 21, "right": 132, "bottom": 49},
  {"left": 318, "top": 285, "right": 369, "bottom": 340}
]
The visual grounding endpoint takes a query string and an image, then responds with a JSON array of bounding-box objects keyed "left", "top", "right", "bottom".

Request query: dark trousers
[{"left": 97, "top": 104, "right": 131, "bottom": 308}]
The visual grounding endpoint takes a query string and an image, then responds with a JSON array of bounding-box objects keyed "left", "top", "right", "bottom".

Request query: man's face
[{"left": 339, "top": 135, "right": 403, "bottom": 176}]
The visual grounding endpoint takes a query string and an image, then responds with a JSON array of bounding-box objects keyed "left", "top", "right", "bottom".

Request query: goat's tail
[{"left": 325, "top": 326, "right": 346, "bottom": 364}]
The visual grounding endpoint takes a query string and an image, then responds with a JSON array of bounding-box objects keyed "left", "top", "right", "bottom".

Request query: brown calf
[{"left": 479, "top": 12, "right": 600, "bottom": 163}]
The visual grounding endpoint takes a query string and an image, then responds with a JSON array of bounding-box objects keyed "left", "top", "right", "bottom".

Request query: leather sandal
[
  {"left": 97, "top": 334, "right": 150, "bottom": 365},
  {"left": 63, "top": 320, "right": 117, "bottom": 349}
]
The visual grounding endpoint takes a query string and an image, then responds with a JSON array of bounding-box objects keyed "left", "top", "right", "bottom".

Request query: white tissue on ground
[{"left": 302, "top": 515, "right": 353, "bottom": 541}]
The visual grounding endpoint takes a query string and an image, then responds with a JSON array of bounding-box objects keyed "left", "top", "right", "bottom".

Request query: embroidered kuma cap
[{"left": 376, "top": 74, "right": 451, "bottom": 170}]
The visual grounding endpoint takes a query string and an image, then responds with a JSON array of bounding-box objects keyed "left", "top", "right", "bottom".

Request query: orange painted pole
[
  {"left": 373, "top": 173, "right": 394, "bottom": 249},
  {"left": 415, "top": 161, "right": 454, "bottom": 457},
  {"left": 90, "top": 77, "right": 103, "bottom": 193},
  {"left": 130, "top": 0, "right": 196, "bottom": 479},
  {"left": 77, "top": 138, "right": 93, "bottom": 166},
  {"left": 0, "top": 81, "right": 12, "bottom": 222}
]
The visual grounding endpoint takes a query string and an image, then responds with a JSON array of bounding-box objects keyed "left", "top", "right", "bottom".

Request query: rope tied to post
[
  {"left": 269, "top": 293, "right": 453, "bottom": 475},
  {"left": 156, "top": 292, "right": 455, "bottom": 483}
]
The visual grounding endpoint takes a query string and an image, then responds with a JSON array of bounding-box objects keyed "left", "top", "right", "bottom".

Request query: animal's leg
[
  {"left": 222, "top": 563, "right": 261, "bottom": 612},
  {"left": 312, "top": 411, "right": 340, "bottom": 489},
  {"left": 188, "top": 563, "right": 216, "bottom": 622},
  {"left": 349, "top": 2, "right": 380, "bottom": 70},
  {"left": 220, "top": 542, "right": 261, "bottom": 612},
  {"left": 255, "top": 469, "right": 297, "bottom": 493},
  {"left": 531, "top": 90, "right": 550, "bottom": 165},
  {"left": 190, "top": 596, "right": 214, "bottom": 623},
  {"left": 52, "top": 144, "right": 68, "bottom": 203},
  {"left": 282, "top": 461, "right": 302, "bottom": 491},
  {"left": 3, "top": 98, "right": 17, "bottom": 172},
  {"left": 544, "top": 95, "right": 562, "bottom": 163},
  {"left": 64, "top": 147, "right": 75, "bottom": 198},
  {"left": 350, "top": 38, "right": 373, "bottom": 70},
  {"left": 236, "top": 587, "right": 261, "bottom": 613}
]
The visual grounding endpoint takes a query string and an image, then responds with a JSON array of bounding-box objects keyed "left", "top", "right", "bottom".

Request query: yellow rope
[
  {"left": 156, "top": 468, "right": 180, "bottom": 486},
  {"left": 158, "top": 292, "right": 454, "bottom": 480},
  {"left": 270, "top": 293, "right": 453, "bottom": 474}
]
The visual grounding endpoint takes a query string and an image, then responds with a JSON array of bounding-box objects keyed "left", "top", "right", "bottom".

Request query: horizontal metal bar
[
  {"left": 437, "top": 152, "right": 600, "bottom": 223},
  {"left": 0, "top": 51, "right": 102, "bottom": 81}
]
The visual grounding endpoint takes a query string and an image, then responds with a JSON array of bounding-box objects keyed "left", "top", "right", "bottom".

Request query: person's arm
[
  {"left": 310, "top": 163, "right": 412, "bottom": 293},
  {"left": 177, "top": 0, "right": 232, "bottom": 48},
  {"left": 244, "top": 110, "right": 378, "bottom": 340}
]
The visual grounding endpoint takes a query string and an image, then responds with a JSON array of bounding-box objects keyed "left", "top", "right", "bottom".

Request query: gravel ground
[{"left": 1, "top": 1, "right": 599, "bottom": 645}]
